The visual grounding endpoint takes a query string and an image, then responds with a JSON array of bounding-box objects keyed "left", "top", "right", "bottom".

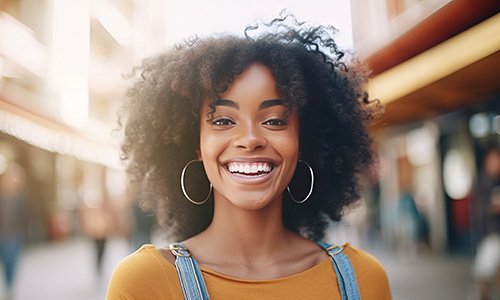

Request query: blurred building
[
  {"left": 0, "top": 0, "right": 169, "bottom": 243},
  {"left": 1, "top": 0, "right": 498, "bottom": 255},
  {"left": 351, "top": 0, "right": 499, "bottom": 254}
]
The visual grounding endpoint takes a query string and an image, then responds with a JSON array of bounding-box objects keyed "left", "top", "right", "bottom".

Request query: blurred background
[{"left": 0, "top": 0, "right": 498, "bottom": 299}]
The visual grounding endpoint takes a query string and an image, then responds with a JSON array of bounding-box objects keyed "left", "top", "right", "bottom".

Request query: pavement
[
  {"left": 367, "top": 245, "right": 475, "bottom": 300},
  {"left": 0, "top": 236, "right": 475, "bottom": 300},
  {"left": 0, "top": 237, "right": 131, "bottom": 300}
]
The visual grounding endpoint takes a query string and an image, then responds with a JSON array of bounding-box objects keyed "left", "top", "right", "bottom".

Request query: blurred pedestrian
[
  {"left": 473, "top": 148, "right": 500, "bottom": 300},
  {"left": 0, "top": 163, "right": 28, "bottom": 299},
  {"left": 80, "top": 197, "right": 113, "bottom": 278},
  {"left": 395, "top": 156, "right": 428, "bottom": 258}
]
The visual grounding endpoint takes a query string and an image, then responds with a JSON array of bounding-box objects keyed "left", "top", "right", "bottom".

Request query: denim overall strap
[
  {"left": 317, "top": 241, "right": 361, "bottom": 300},
  {"left": 169, "top": 243, "right": 211, "bottom": 300}
]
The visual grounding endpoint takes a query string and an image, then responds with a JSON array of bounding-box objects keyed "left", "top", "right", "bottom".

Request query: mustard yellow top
[{"left": 106, "top": 244, "right": 391, "bottom": 300}]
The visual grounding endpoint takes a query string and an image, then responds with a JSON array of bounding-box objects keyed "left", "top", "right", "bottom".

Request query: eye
[
  {"left": 211, "top": 117, "right": 235, "bottom": 126},
  {"left": 263, "top": 119, "right": 287, "bottom": 126}
]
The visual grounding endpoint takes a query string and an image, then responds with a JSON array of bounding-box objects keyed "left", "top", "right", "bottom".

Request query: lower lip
[{"left": 222, "top": 166, "right": 275, "bottom": 185}]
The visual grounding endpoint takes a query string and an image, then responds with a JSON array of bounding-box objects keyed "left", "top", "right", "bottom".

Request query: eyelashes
[
  {"left": 263, "top": 119, "right": 287, "bottom": 126},
  {"left": 210, "top": 117, "right": 235, "bottom": 126},
  {"left": 207, "top": 115, "right": 288, "bottom": 128}
]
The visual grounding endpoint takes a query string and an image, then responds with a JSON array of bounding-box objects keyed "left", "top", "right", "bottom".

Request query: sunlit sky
[{"left": 163, "top": 0, "right": 353, "bottom": 49}]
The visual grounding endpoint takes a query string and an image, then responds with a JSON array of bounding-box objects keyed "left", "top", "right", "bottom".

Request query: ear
[{"left": 196, "top": 149, "right": 202, "bottom": 161}]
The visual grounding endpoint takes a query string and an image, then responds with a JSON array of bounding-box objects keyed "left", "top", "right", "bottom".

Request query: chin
[{"left": 220, "top": 190, "right": 281, "bottom": 210}]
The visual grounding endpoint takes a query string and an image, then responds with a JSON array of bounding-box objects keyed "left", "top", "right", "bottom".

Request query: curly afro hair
[{"left": 119, "top": 14, "right": 378, "bottom": 242}]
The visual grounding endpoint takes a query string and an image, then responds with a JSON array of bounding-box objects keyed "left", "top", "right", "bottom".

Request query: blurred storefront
[
  {"left": 0, "top": 0, "right": 169, "bottom": 244},
  {"left": 351, "top": 0, "right": 500, "bottom": 254},
  {"left": 1, "top": 0, "right": 498, "bottom": 255}
]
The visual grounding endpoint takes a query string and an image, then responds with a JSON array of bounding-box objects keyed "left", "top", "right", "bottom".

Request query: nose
[{"left": 232, "top": 123, "right": 267, "bottom": 151}]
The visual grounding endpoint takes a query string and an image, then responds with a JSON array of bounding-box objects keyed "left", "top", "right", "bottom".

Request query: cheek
[
  {"left": 198, "top": 120, "right": 214, "bottom": 159},
  {"left": 284, "top": 119, "right": 300, "bottom": 160},
  {"left": 199, "top": 135, "right": 220, "bottom": 183},
  {"left": 284, "top": 137, "right": 300, "bottom": 174},
  {"left": 285, "top": 121, "right": 300, "bottom": 176},
  {"left": 199, "top": 130, "right": 230, "bottom": 171},
  {"left": 199, "top": 138, "right": 213, "bottom": 163},
  {"left": 271, "top": 125, "right": 300, "bottom": 176},
  {"left": 278, "top": 134, "right": 299, "bottom": 159}
]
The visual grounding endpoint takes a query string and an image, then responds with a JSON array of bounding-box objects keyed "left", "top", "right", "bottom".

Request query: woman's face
[{"left": 199, "top": 63, "right": 299, "bottom": 210}]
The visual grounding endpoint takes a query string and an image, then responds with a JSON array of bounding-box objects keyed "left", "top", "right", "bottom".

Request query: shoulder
[
  {"left": 343, "top": 244, "right": 392, "bottom": 299},
  {"left": 343, "top": 244, "right": 386, "bottom": 275},
  {"left": 106, "top": 245, "right": 182, "bottom": 300}
]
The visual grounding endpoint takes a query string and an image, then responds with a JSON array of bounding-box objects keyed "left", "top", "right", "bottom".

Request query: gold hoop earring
[
  {"left": 180, "top": 160, "right": 212, "bottom": 205},
  {"left": 287, "top": 160, "right": 314, "bottom": 204}
]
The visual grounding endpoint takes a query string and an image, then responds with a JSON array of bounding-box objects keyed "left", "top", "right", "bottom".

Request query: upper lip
[{"left": 220, "top": 157, "right": 278, "bottom": 165}]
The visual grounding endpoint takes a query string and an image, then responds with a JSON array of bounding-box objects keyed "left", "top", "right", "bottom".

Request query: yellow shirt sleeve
[
  {"left": 344, "top": 244, "right": 392, "bottom": 299},
  {"left": 106, "top": 245, "right": 183, "bottom": 300}
]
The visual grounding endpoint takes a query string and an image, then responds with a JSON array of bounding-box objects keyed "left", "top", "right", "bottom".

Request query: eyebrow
[
  {"left": 213, "top": 98, "right": 287, "bottom": 110},
  {"left": 259, "top": 99, "right": 287, "bottom": 110},
  {"left": 213, "top": 99, "right": 239, "bottom": 109}
]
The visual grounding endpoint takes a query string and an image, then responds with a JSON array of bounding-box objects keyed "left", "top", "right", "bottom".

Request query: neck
[{"left": 198, "top": 194, "right": 293, "bottom": 261}]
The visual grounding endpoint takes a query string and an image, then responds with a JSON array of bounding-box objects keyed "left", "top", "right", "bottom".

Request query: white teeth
[{"left": 227, "top": 162, "right": 273, "bottom": 175}]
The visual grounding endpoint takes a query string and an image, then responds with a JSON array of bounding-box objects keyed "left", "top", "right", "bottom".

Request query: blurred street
[
  {"left": 0, "top": 237, "right": 130, "bottom": 300},
  {"left": 369, "top": 245, "right": 475, "bottom": 300},
  {"left": 0, "top": 237, "right": 474, "bottom": 300}
]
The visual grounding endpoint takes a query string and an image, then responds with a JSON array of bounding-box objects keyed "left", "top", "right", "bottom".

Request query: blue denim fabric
[
  {"left": 317, "top": 241, "right": 361, "bottom": 300},
  {"left": 170, "top": 241, "right": 360, "bottom": 300},
  {"left": 169, "top": 243, "right": 210, "bottom": 300}
]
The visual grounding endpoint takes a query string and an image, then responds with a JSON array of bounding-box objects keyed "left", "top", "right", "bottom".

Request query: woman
[{"left": 107, "top": 15, "right": 391, "bottom": 300}]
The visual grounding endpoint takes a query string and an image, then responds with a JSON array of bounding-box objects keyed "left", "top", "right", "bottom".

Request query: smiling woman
[{"left": 107, "top": 13, "right": 391, "bottom": 300}]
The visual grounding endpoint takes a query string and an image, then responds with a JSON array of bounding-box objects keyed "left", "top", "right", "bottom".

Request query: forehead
[{"left": 219, "top": 64, "right": 281, "bottom": 104}]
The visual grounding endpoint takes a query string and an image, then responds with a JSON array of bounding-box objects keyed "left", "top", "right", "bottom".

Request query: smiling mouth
[{"left": 226, "top": 162, "right": 274, "bottom": 176}]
